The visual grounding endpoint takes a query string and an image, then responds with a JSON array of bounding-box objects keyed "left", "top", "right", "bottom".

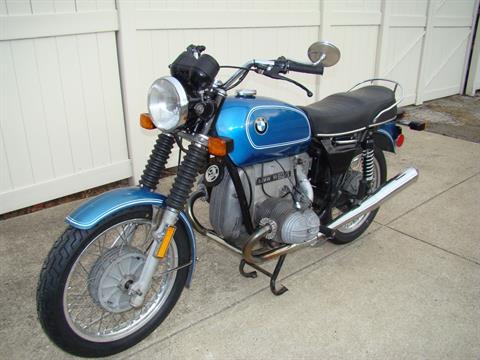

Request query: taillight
[{"left": 396, "top": 134, "right": 405, "bottom": 147}]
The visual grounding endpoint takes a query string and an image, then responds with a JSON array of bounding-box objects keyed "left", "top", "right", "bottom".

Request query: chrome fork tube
[{"left": 129, "top": 207, "right": 179, "bottom": 308}]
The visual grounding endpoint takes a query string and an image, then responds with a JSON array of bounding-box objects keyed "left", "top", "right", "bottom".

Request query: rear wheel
[
  {"left": 329, "top": 147, "right": 387, "bottom": 244},
  {"left": 36, "top": 206, "right": 190, "bottom": 357}
]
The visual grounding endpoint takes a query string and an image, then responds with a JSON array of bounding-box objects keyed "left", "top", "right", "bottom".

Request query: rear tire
[
  {"left": 329, "top": 147, "right": 387, "bottom": 245},
  {"left": 36, "top": 206, "right": 190, "bottom": 357}
]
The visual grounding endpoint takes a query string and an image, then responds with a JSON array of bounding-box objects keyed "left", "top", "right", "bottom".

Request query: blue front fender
[{"left": 66, "top": 187, "right": 197, "bottom": 287}]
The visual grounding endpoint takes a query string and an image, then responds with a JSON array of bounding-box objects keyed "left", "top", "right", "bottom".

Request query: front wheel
[
  {"left": 36, "top": 206, "right": 190, "bottom": 357},
  {"left": 329, "top": 147, "right": 387, "bottom": 244}
]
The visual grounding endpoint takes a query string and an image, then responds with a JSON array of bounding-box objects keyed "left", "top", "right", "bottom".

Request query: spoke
[
  {"left": 94, "top": 235, "right": 106, "bottom": 256},
  {"left": 97, "top": 311, "right": 106, "bottom": 333},
  {"left": 69, "top": 304, "right": 95, "bottom": 313},
  {"left": 77, "top": 261, "right": 89, "bottom": 277},
  {"left": 119, "top": 311, "right": 130, "bottom": 324},
  {"left": 84, "top": 313, "right": 105, "bottom": 329},
  {"left": 141, "top": 225, "right": 153, "bottom": 251}
]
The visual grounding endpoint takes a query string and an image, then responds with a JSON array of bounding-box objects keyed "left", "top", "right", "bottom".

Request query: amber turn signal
[
  {"left": 208, "top": 137, "right": 233, "bottom": 157},
  {"left": 208, "top": 137, "right": 227, "bottom": 156},
  {"left": 140, "top": 113, "right": 155, "bottom": 130}
]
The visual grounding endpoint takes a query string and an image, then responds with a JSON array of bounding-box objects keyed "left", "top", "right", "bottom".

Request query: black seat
[{"left": 300, "top": 85, "right": 397, "bottom": 136}]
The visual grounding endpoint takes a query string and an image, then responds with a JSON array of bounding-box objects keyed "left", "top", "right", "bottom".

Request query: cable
[
  {"left": 219, "top": 65, "right": 251, "bottom": 71},
  {"left": 237, "top": 166, "right": 253, "bottom": 208},
  {"left": 225, "top": 68, "right": 251, "bottom": 90},
  {"left": 275, "top": 159, "right": 313, "bottom": 207}
]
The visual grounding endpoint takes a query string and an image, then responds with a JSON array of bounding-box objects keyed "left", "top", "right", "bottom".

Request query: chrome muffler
[
  {"left": 327, "top": 166, "right": 418, "bottom": 230},
  {"left": 243, "top": 167, "right": 419, "bottom": 263}
]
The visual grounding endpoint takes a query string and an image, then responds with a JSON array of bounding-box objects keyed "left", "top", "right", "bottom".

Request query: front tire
[
  {"left": 329, "top": 147, "right": 387, "bottom": 244},
  {"left": 36, "top": 206, "right": 190, "bottom": 357}
]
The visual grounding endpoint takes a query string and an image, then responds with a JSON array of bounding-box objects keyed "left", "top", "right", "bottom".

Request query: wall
[{"left": 0, "top": 0, "right": 478, "bottom": 214}]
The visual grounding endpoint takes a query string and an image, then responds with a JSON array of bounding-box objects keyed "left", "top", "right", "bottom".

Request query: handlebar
[
  {"left": 221, "top": 57, "right": 323, "bottom": 96},
  {"left": 286, "top": 60, "right": 324, "bottom": 75}
]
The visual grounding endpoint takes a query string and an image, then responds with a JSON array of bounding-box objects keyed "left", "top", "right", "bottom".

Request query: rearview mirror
[{"left": 307, "top": 41, "right": 341, "bottom": 67}]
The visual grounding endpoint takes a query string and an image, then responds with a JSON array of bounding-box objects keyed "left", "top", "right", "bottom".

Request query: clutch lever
[{"left": 258, "top": 65, "right": 313, "bottom": 97}]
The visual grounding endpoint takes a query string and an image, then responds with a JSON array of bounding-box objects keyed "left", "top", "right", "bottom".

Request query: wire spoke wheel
[
  {"left": 63, "top": 218, "right": 178, "bottom": 342},
  {"left": 37, "top": 206, "right": 190, "bottom": 357}
]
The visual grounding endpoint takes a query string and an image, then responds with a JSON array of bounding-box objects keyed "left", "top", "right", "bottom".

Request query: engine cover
[
  {"left": 255, "top": 198, "right": 320, "bottom": 244},
  {"left": 208, "top": 153, "right": 317, "bottom": 245}
]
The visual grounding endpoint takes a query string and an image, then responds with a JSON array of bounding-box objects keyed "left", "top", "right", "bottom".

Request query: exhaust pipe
[
  {"left": 243, "top": 167, "right": 418, "bottom": 263},
  {"left": 187, "top": 168, "right": 418, "bottom": 264},
  {"left": 327, "top": 167, "right": 418, "bottom": 230}
]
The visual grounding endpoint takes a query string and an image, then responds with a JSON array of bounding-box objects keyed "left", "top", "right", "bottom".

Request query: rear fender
[
  {"left": 65, "top": 187, "right": 197, "bottom": 287},
  {"left": 374, "top": 122, "right": 401, "bottom": 153}
]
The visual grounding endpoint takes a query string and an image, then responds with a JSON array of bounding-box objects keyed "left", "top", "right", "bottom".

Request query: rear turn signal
[
  {"left": 208, "top": 137, "right": 233, "bottom": 157},
  {"left": 140, "top": 113, "right": 155, "bottom": 130}
]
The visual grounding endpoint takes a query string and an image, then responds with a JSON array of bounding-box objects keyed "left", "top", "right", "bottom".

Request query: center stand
[{"left": 239, "top": 255, "right": 288, "bottom": 296}]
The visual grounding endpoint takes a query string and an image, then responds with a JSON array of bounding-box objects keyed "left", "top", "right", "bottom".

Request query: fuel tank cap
[{"left": 236, "top": 89, "right": 257, "bottom": 98}]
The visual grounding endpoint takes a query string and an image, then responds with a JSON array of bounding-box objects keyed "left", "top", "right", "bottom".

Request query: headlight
[{"left": 147, "top": 76, "right": 188, "bottom": 131}]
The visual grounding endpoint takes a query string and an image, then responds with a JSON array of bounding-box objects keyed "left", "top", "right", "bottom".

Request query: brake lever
[{"left": 259, "top": 65, "right": 313, "bottom": 97}]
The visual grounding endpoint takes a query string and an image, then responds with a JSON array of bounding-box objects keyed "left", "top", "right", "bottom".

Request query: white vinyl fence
[
  {"left": 1, "top": 0, "right": 479, "bottom": 214},
  {"left": 466, "top": 15, "right": 480, "bottom": 95},
  {"left": 0, "top": 0, "right": 130, "bottom": 214}
]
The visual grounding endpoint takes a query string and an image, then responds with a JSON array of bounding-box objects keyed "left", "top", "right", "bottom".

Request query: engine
[{"left": 208, "top": 153, "right": 320, "bottom": 246}]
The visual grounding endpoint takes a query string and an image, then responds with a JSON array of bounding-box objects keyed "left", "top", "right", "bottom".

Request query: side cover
[{"left": 66, "top": 187, "right": 197, "bottom": 287}]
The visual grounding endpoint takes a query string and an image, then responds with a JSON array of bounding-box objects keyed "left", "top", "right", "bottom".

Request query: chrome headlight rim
[{"left": 147, "top": 76, "right": 189, "bottom": 131}]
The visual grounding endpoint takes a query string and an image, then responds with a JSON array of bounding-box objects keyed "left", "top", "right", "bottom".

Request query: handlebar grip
[{"left": 287, "top": 60, "right": 324, "bottom": 75}]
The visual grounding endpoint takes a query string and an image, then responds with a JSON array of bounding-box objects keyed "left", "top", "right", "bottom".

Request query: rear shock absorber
[
  {"left": 165, "top": 138, "right": 208, "bottom": 211},
  {"left": 355, "top": 137, "right": 375, "bottom": 200},
  {"left": 362, "top": 138, "right": 375, "bottom": 183},
  {"left": 139, "top": 133, "right": 175, "bottom": 191}
]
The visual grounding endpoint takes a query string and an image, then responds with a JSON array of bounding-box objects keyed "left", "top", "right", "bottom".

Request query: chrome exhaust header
[{"left": 242, "top": 228, "right": 323, "bottom": 264}]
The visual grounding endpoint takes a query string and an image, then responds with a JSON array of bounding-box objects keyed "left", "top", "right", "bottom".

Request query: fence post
[
  {"left": 415, "top": 0, "right": 435, "bottom": 105},
  {"left": 317, "top": 0, "right": 331, "bottom": 100},
  {"left": 465, "top": 2, "right": 480, "bottom": 96},
  {"left": 375, "top": 0, "right": 391, "bottom": 78},
  {"left": 116, "top": 0, "right": 144, "bottom": 183}
]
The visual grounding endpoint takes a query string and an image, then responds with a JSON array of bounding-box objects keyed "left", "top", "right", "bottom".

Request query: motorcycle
[{"left": 37, "top": 41, "right": 421, "bottom": 357}]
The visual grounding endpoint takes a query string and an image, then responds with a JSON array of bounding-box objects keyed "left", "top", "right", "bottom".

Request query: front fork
[
  {"left": 129, "top": 135, "right": 208, "bottom": 307},
  {"left": 129, "top": 207, "right": 180, "bottom": 307}
]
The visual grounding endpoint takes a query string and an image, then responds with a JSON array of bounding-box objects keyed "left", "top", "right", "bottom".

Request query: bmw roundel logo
[{"left": 254, "top": 117, "right": 268, "bottom": 135}]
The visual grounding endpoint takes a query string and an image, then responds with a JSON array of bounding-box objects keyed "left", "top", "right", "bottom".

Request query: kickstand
[{"left": 239, "top": 255, "right": 288, "bottom": 296}]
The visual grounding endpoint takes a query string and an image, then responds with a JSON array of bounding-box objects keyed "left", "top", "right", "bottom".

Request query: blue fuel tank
[{"left": 215, "top": 96, "right": 311, "bottom": 166}]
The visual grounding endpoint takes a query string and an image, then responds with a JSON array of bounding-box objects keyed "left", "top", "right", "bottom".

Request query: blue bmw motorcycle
[{"left": 37, "top": 42, "right": 420, "bottom": 357}]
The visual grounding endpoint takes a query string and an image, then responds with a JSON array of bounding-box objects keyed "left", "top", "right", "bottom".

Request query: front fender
[{"left": 66, "top": 187, "right": 197, "bottom": 287}]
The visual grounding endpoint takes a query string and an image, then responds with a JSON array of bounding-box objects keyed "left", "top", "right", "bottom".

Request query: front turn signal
[
  {"left": 140, "top": 113, "right": 155, "bottom": 130},
  {"left": 208, "top": 137, "right": 233, "bottom": 157}
]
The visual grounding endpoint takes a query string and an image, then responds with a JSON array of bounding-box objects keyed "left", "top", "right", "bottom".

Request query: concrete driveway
[{"left": 0, "top": 128, "right": 479, "bottom": 359}]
